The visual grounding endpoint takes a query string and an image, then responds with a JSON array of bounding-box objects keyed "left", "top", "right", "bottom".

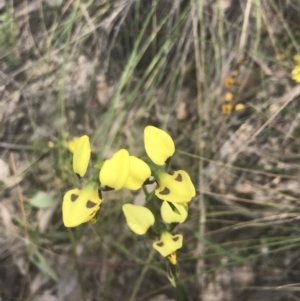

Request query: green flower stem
[{"left": 128, "top": 249, "right": 155, "bottom": 301}]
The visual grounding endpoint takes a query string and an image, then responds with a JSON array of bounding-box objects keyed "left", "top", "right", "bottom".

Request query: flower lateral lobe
[
  {"left": 99, "top": 149, "right": 129, "bottom": 190},
  {"left": 155, "top": 170, "right": 195, "bottom": 203},
  {"left": 144, "top": 126, "right": 175, "bottom": 166},
  {"left": 124, "top": 156, "right": 151, "bottom": 190},
  {"left": 161, "top": 201, "right": 188, "bottom": 224},
  {"left": 122, "top": 204, "right": 155, "bottom": 235},
  {"left": 62, "top": 185, "right": 102, "bottom": 228},
  {"left": 152, "top": 232, "right": 183, "bottom": 264},
  {"left": 73, "top": 135, "right": 91, "bottom": 177}
]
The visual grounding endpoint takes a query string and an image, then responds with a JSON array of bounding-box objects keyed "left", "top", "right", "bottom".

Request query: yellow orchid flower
[
  {"left": 73, "top": 135, "right": 91, "bottom": 177},
  {"left": 155, "top": 170, "right": 195, "bottom": 203},
  {"left": 161, "top": 201, "right": 188, "bottom": 224},
  {"left": 144, "top": 126, "right": 175, "bottom": 165},
  {"left": 62, "top": 184, "right": 102, "bottom": 228},
  {"left": 122, "top": 204, "right": 155, "bottom": 235},
  {"left": 152, "top": 232, "right": 183, "bottom": 265},
  {"left": 99, "top": 149, "right": 129, "bottom": 190},
  {"left": 124, "top": 156, "right": 151, "bottom": 190}
]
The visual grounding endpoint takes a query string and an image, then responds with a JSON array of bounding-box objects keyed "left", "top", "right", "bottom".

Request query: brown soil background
[{"left": 1, "top": 0, "right": 300, "bottom": 300}]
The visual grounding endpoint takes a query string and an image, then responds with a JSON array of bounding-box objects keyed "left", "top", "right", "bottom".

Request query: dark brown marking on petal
[
  {"left": 168, "top": 202, "right": 176, "bottom": 211},
  {"left": 172, "top": 236, "right": 179, "bottom": 242},
  {"left": 159, "top": 187, "right": 170, "bottom": 195},
  {"left": 175, "top": 174, "right": 182, "bottom": 182},
  {"left": 98, "top": 189, "right": 102, "bottom": 199},
  {"left": 71, "top": 194, "right": 78, "bottom": 202},
  {"left": 86, "top": 200, "right": 97, "bottom": 208},
  {"left": 102, "top": 186, "right": 115, "bottom": 191},
  {"left": 156, "top": 242, "right": 164, "bottom": 247}
]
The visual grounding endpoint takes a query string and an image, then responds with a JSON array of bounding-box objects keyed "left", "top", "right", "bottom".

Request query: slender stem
[
  {"left": 68, "top": 229, "right": 87, "bottom": 301},
  {"left": 127, "top": 249, "right": 155, "bottom": 301}
]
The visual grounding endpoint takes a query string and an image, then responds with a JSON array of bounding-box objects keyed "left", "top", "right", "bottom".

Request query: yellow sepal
[
  {"left": 161, "top": 201, "right": 188, "bottom": 224},
  {"left": 152, "top": 232, "right": 183, "bottom": 260},
  {"left": 122, "top": 204, "right": 155, "bottom": 235},
  {"left": 62, "top": 185, "right": 102, "bottom": 228},
  {"left": 72, "top": 135, "right": 91, "bottom": 177},
  {"left": 99, "top": 149, "right": 129, "bottom": 190},
  {"left": 124, "top": 156, "right": 151, "bottom": 190},
  {"left": 155, "top": 170, "right": 195, "bottom": 203},
  {"left": 144, "top": 126, "right": 175, "bottom": 166}
]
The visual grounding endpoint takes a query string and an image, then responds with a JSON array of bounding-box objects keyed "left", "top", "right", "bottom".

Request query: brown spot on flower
[
  {"left": 172, "top": 236, "right": 179, "bottom": 242},
  {"left": 71, "top": 194, "right": 78, "bottom": 202},
  {"left": 156, "top": 242, "right": 164, "bottom": 247},
  {"left": 175, "top": 174, "right": 182, "bottom": 182},
  {"left": 159, "top": 187, "right": 170, "bottom": 195},
  {"left": 86, "top": 200, "right": 97, "bottom": 208}
]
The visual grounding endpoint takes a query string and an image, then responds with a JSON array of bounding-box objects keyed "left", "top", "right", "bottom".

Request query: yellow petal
[
  {"left": 73, "top": 135, "right": 91, "bottom": 177},
  {"left": 294, "top": 54, "right": 300, "bottom": 64},
  {"left": 144, "top": 126, "right": 175, "bottom": 165},
  {"left": 222, "top": 104, "right": 233, "bottom": 115},
  {"left": 291, "top": 66, "right": 300, "bottom": 83},
  {"left": 124, "top": 156, "right": 151, "bottom": 190},
  {"left": 225, "top": 92, "right": 233, "bottom": 102},
  {"left": 47, "top": 141, "right": 54, "bottom": 148},
  {"left": 161, "top": 201, "right": 188, "bottom": 224},
  {"left": 122, "top": 204, "right": 155, "bottom": 235},
  {"left": 68, "top": 137, "right": 80, "bottom": 153},
  {"left": 224, "top": 77, "right": 235, "bottom": 88},
  {"left": 167, "top": 252, "right": 177, "bottom": 265},
  {"left": 62, "top": 185, "right": 102, "bottom": 228},
  {"left": 99, "top": 149, "right": 130, "bottom": 190},
  {"left": 152, "top": 232, "right": 183, "bottom": 258},
  {"left": 155, "top": 170, "right": 195, "bottom": 203},
  {"left": 291, "top": 65, "right": 300, "bottom": 75},
  {"left": 235, "top": 103, "right": 245, "bottom": 111}
]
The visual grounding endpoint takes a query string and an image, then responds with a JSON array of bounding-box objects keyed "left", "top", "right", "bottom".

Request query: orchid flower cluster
[{"left": 62, "top": 126, "right": 195, "bottom": 282}]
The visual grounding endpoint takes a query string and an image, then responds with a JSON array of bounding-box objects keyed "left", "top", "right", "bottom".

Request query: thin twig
[
  {"left": 0, "top": 142, "right": 33, "bottom": 151},
  {"left": 128, "top": 249, "right": 155, "bottom": 301}
]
